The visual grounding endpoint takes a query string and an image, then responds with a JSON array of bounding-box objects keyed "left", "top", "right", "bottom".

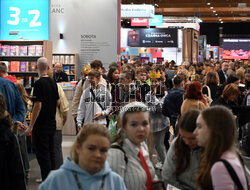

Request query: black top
[
  {"left": 32, "top": 77, "right": 59, "bottom": 133},
  {"left": 202, "top": 83, "right": 219, "bottom": 100},
  {"left": 53, "top": 71, "right": 69, "bottom": 82}
]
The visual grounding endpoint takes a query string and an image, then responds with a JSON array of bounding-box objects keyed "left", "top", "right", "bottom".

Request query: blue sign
[
  {"left": 0, "top": 0, "right": 49, "bottom": 40},
  {"left": 149, "top": 15, "right": 163, "bottom": 26}
]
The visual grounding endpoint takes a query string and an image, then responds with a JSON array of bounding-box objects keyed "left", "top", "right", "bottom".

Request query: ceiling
[{"left": 122, "top": 0, "right": 250, "bottom": 23}]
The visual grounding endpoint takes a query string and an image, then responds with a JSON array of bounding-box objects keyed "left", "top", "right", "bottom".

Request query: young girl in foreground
[
  {"left": 39, "top": 123, "right": 126, "bottom": 190},
  {"left": 107, "top": 101, "right": 155, "bottom": 190},
  {"left": 194, "top": 106, "right": 248, "bottom": 190}
]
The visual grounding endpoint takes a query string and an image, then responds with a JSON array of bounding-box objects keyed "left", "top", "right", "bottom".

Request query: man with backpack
[{"left": 72, "top": 60, "right": 110, "bottom": 133}]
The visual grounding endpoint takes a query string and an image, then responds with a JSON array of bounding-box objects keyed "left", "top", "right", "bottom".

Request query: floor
[{"left": 27, "top": 135, "right": 76, "bottom": 190}]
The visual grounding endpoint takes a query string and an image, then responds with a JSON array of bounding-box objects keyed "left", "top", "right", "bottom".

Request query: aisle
[{"left": 27, "top": 135, "right": 75, "bottom": 190}]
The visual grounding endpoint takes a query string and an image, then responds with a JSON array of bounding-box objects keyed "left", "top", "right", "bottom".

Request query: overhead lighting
[
  {"left": 213, "top": 10, "right": 216, "bottom": 13},
  {"left": 154, "top": 3, "right": 159, "bottom": 7},
  {"left": 219, "top": 19, "right": 222, "bottom": 21},
  {"left": 210, "top": 7, "right": 214, "bottom": 9},
  {"left": 207, "top": 2, "right": 211, "bottom": 5},
  {"left": 215, "top": 14, "right": 218, "bottom": 16},
  {"left": 127, "top": 21, "right": 130, "bottom": 24},
  {"left": 220, "top": 21, "right": 223, "bottom": 23}
]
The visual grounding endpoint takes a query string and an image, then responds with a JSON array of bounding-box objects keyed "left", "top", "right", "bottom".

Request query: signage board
[
  {"left": 127, "top": 28, "right": 178, "bottom": 47},
  {"left": 121, "top": 4, "right": 154, "bottom": 18},
  {"left": 131, "top": 18, "right": 149, "bottom": 26},
  {"left": 0, "top": 0, "right": 49, "bottom": 40},
  {"left": 149, "top": 15, "right": 163, "bottom": 26}
]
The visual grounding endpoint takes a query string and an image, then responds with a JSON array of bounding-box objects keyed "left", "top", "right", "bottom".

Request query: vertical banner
[{"left": 50, "top": 0, "right": 119, "bottom": 76}]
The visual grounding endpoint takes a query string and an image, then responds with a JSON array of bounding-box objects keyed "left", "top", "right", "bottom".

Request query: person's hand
[
  {"left": 25, "top": 125, "right": 33, "bottom": 136},
  {"left": 108, "top": 113, "right": 113, "bottom": 120},
  {"left": 15, "top": 121, "right": 26, "bottom": 131},
  {"left": 93, "top": 113, "right": 103, "bottom": 120},
  {"left": 78, "top": 125, "right": 82, "bottom": 132}
]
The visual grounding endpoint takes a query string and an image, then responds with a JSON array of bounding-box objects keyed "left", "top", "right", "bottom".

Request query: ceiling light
[
  {"left": 154, "top": 3, "right": 159, "bottom": 7},
  {"left": 221, "top": 21, "right": 223, "bottom": 23},
  {"left": 127, "top": 21, "right": 130, "bottom": 24},
  {"left": 219, "top": 19, "right": 222, "bottom": 21},
  {"left": 215, "top": 14, "right": 218, "bottom": 16},
  {"left": 210, "top": 7, "right": 214, "bottom": 9},
  {"left": 207, "top": 2, "right": 211, "bottom": 5},
  {"left": 213, "top": 10, "right": 216, "bottom": 13}
]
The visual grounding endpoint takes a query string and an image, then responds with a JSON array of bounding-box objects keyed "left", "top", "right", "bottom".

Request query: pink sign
[{"left": 131, "top": 18, "right": 149, "bottom": 26}]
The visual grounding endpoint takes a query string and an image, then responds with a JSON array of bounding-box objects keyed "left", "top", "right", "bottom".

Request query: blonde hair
[
  {"left": 236, "top": 67, "right": 245, "bottom": 83},
  {"left": 16, "top": 83, "right": 29, "bottom": 108},
  {"left": 70, "top": 123, "right": 110, "bottom": 164}
]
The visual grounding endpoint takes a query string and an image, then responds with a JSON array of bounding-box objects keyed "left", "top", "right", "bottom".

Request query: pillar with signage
[{"left": 182, "top": 28, "right": 199, "bottom": 64}]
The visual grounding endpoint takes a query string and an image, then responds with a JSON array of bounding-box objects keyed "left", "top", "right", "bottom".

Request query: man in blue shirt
[{"left": 0, "top": 77, "right": 26, "bottom": 123}]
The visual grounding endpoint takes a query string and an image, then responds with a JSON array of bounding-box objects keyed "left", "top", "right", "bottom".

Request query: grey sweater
[
  {"left": 77, "top": 86, "right": 112, "bottom": 126},
  {"left": 162, "top": 138, "right": 202, "bottom": 190}
]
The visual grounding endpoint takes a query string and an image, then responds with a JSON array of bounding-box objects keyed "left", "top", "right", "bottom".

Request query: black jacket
[
  {"left": 53, "top": 71, "right": 69, "bottom": 82},
  {"left": 163, "top": 87, "right": 185, "bottom": 118},
  {"left": 0, "top": 120, "right": 26, "bottom": 190},
  {"left": 218, "top": 70, "right": 227, "bottom": 85}
]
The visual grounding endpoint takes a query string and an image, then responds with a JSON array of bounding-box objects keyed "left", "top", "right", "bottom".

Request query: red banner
[{"left": 131, "top": 18, "right": 149, "bottom": 26}]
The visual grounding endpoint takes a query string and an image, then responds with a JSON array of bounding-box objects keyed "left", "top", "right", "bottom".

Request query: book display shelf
[
  {"left": 0, "top": 40, "right": 52, "bottom": 89},
  {"left": 52, "top": 53, "right": 79, "bottom": 81}
]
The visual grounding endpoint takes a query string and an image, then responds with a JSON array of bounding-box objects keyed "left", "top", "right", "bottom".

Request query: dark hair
[
  {"left": 172, "top": 74, "right": 183, "bottom": 86},
  {"left": 196, "top": 106, "right": 237, "bottom": 189},
  {"left": 121, "top": 70, "right": 135, "bottom": 81},
  {"left": 155, "top": 65, "right": 165, "bottom": 72},
  {"left": 185, "top": 81, "right": 204, "bottom": 102},
  {"left": 226, "top": 74, "right": 239, "bottom": 84},
  {"left": 134, "top": 60, "right": 142, "bottom": 67},
  {"left": 90, "top": 60, "right": 103, "bottom": 69},
  {"left": 107, "top": 67, "right": 119, "bottom": 83},
  {"left": 88, "top": 70, "right": 101, "bottom": 78},
  {"left": 0, "top": 62, "right": 7, "bottom": 73},
  {"left": 174, "top": 109, "right": 200, "bottom": 176},
  {"left": 136, "top": 68, "right": 148, "bottom": 75},
  {"left": 205, "top": 71, "right": 219, "bottom": 85},
  {"left": 222, "top": 83, "right": 240, "bottom": 102},
  {"left": 0, "top": 93, "right": 12, "bottom": 128}
]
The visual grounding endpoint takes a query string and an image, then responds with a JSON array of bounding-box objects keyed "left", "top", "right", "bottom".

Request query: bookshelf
[
  {"left": 52, "top": 53, "right": 79, "bottom": 81},
  {"left": 0, "top": 40, "right": 52, "bottom": 88}
]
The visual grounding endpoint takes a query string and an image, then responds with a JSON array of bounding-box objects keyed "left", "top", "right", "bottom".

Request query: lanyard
[{"left": 73, "top": 171, "right": 107, "bottom": 190}]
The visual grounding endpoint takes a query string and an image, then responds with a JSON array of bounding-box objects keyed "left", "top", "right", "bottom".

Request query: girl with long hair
[
  {"left": 194, "top": 106, "right": 248, "bottom": 190},
  {"left": 162, "top": 109, "right": 202, "bottom": 189}
]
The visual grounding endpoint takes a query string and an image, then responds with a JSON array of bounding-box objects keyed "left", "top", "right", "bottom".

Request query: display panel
[
  {"left": 222, "top": 38, "right": 250, "bottom": 60},
  {"left": 0, "top": 0, "right": 49, "bottom": 40}
]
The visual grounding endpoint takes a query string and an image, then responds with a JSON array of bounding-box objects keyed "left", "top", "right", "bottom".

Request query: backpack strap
[
  {"left": 218, "top": 159, "right": 244, "bottom": 190},
  {"left": 105, "top": 79, "right": 110, "bottom": 90},
  {"left": 81, "top": 77, "right": 87, "bottom": 87},
  {"left": 111, "top": 144, "right": 128, "bottom": 165}
]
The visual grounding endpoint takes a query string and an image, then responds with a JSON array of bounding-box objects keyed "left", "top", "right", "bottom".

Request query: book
[
  {"left": 35, "top": 45, "right": 43, "bottom": 56},
  {"left": 54, "top": 55, "right": 60, "bottom": 63},
  {"left": 9, "top": 61, "right": 20, "bottom": 72},
  {"left": 28, "top": 45, "right": 36, "bottom": 56},
  {"left": 69, "top": 55, "right": 74, "bottom": 64},
  {"left": 29, "top": 62, "right": 37, "bottom": 72},
  {"left": 63, "top": 66, "right": 70, "bottom": 74},
  {"left": 1, "top": 45, "right": 9, "bottom": 56},
  {"left": 19, "top": 46, "right": 28, "bottom": 56},
  {"left": 65, "top": 55, "right": 70, "bottom": 64},
  {"left": 9, "top": 46, "right": 19, "bottom": 56},
  {"left": 20, "top": 62, "right": 28, "bottom": 72},
  {"left": 60, "top": 55, "right": 65, "bottom": 64}
]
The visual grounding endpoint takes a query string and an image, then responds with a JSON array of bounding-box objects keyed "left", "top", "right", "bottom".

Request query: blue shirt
[{"left": 0, "top": 77, "right": 26, "bottom": 122}]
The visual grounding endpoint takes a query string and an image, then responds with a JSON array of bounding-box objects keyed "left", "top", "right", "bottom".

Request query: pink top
[{"left": 211, "top": 151, "right": 248, "bottom": 190}]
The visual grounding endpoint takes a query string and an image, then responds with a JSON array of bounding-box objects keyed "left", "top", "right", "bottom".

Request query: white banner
[{"left": 121, "top": 4, "right": 154, "bottom": 18}]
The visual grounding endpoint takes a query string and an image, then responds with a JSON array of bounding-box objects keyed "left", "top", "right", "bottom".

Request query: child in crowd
[
  {"left": 145, "top": 70, "right": 169, "bottom": 163},
  {"left": 39, "top": 123, "right": 126, "bottom": 190},
  {"left": 135, "top": 68, "right": 150, "bottom": 102},
  {"left": 107, "top": 102, "right": 156, "bottom": 190},
  {"left": 77, "top": 71, "right": 112, "bottom": 129},
  {"left": 162, "top": 109, "right": 202, "bottom": 190},
  {"left": 195, "top": 106, "right": 248, "bottom": 190}
]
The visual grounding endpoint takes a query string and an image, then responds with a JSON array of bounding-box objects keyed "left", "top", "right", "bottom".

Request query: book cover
[
  {"left": 59, "top": 55, "right": 65, "bottom": 64},
  {"left": 63, "top": 66, "right": 70, "bottom": 74},
  {"left": 29, "top": 62, "right": 37, "bottom": 71},
  {"left": 35, "top": 45, "right": 43, "bottom": 56},
  {"left": 28, "top": 45, "right": 36, "bottom": 56},
  {"left": 10, "top": 61, "right": 20, "bottom": 72},
  {"left": 65, "top": 55, "right": 69, "bottom": 64},
  {"left": 9, "top": 46, "right": 19, "bottom": 56},
  {"left": 20, "top": 62, "right": 28, "bottom": 72},
  {"left": 19, "top": 46, "right": 28, "bottom": 56},
  {"left": 1, "top": 45, "right": 9, "bottom": 56}
]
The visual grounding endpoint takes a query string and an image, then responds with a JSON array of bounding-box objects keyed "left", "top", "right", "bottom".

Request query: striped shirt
[{"left": 107, "top": 138, "right": 155, "bottom": 190}]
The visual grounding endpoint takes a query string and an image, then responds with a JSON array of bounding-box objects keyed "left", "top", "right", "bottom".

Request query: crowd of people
[{"left": 0, "top": 57, "right": 250, "bottom": 190}]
